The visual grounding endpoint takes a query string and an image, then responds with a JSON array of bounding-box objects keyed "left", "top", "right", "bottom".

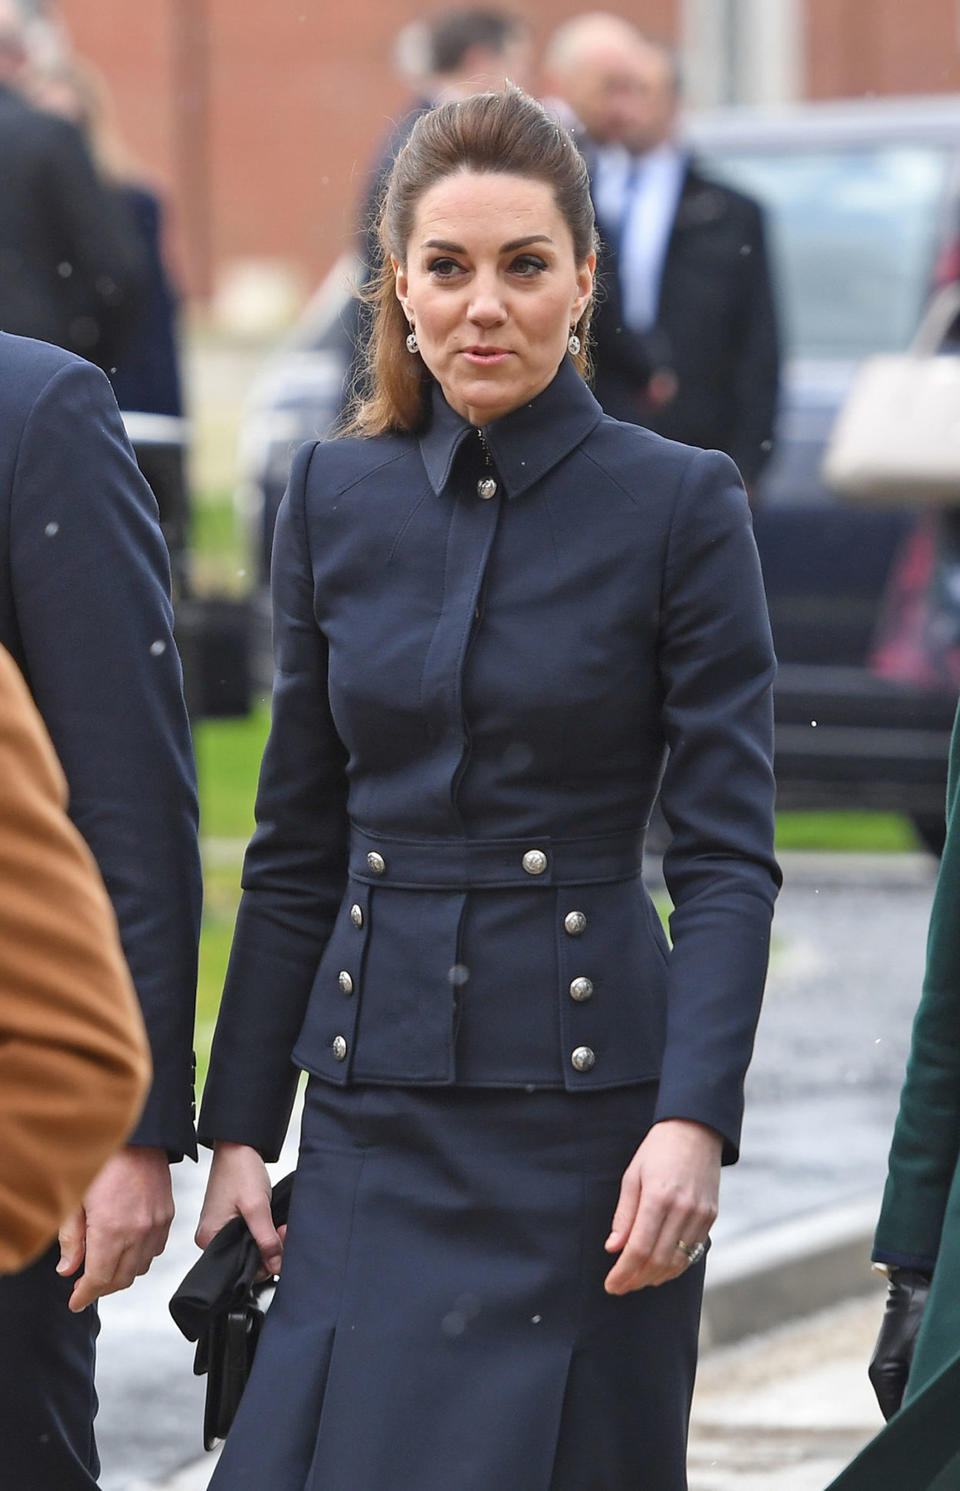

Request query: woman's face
[{"left": 394, "top": 170, "right": 594, "bottom": 426}]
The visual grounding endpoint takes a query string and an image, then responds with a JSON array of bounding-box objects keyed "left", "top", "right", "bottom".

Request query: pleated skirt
[{"left": 208, "top": 1079, "right": 705, "bottom": 1491}]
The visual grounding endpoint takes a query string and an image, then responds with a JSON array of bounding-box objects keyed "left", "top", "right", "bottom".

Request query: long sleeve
[
  {"left": 727, "top": 203, "right": 780, "bottom": 487},
  {"left": 9, "top": 357, "right": 201, "bottom": 1158},
  {"left": 199, "top": 442, "right": 350, "bottom": 1159},
  {"left": 653, "top": 448, "right": 781, "bottom": 1159},
  {"left": 0, "top": 645, "right": 151, "bottom": 1274},
  {"left": 873, "top": 699, "right": 960, "bottom": 1271}
]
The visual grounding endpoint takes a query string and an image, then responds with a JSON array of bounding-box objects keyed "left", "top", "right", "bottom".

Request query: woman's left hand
[{"left": 604, "top": 1118, "right": 722, "bottom": 1295}]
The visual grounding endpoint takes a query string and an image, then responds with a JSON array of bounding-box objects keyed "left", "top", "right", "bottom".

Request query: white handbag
[{"left": 822, "top": 284, "right": 960, "bottom": 506}]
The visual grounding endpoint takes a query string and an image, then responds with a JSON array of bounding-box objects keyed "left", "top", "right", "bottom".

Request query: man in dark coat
[
  {"left": 0, "top": 330, "right": 202, "bottom": 1488},
  {"left": 0, "top": 6, "right": 144, "bottom": 371},
  {"left": 340, "top": 8, "right": 532, "bottom": 416},
  {"left": 545, "top": 15, "right": 780, "bottom": 491}
]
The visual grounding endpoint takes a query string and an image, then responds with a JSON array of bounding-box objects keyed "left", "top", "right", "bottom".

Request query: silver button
[
  {"left": 564, "top": 910, "right": 587, "bottom": 936},
  {"left": 338, "top": 970, "right": 354, "bottom": 996},
  {"left": 477, "top": 477, "right": 498, "bottom": 500},
  {"left": 570, "top": 977, "right": 594, "bottom": 1002},
  {"left": 522, "top": 849, "right": 548, "bottom": 876},
  {"left": 366, "top": 851, "right": 386, "bottom": 876},
  {"left": 350, "top": 903, "right": 364, "bottom": 928},
  {"left": 571, "top": 1045, "right": 596, "bottom": 1073},
  {"left": 331, "top": 1035, "right": 348, "bottom": 1062}
]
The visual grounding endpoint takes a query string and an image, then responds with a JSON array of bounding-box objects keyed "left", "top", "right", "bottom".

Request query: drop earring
[
  {"left": 406, "top": 327, "right": 419, "bottom": 354},
  {"left": 567, "top": 328, "right": 581, "bottom": 356}
]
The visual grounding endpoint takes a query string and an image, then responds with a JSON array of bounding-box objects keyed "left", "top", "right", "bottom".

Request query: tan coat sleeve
[{"left": 0, "top": 645, "right": 151, "bottom": 1275}]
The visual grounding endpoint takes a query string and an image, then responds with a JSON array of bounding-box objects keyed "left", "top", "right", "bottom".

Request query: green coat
[{"left": 827, "top": 698, "right": 960, "bottom": 1490}]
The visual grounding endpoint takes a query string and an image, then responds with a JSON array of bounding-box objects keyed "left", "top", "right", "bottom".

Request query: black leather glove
[{"left": 868, "top": 1268, "right": 932, "bottom": 1421}]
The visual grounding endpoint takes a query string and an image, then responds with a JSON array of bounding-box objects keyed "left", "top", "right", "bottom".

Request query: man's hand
[
  {"left": 57, "top": 1145, "right": 174, "bottom": 1312},
  {"left": 604, "top": 1118, "right": 721, "bottom": 1295}
]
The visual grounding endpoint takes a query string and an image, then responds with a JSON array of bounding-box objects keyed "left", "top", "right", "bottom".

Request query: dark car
[{"left": 236, "top": 96, "right": 960, "bottom": 849}]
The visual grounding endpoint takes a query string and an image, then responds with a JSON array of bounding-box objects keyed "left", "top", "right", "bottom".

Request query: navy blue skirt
[{"left": 209, "top": 1080, "right": 705, "bottom": 1491}]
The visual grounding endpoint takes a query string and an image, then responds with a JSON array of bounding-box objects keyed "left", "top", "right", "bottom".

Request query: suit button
[
  {"left": 338, "top": 970, "right": 354, "bottom": 995},
  {"left": 522, "top": 849, "right": 548, "bottom": 876},
  {"left": 564, "top": 910, "right": 587, "bottom": 936},
  {"left": 350, "top": 903, "right": 364, "bottom": 928},
  {"left": 331, "top": 1035, "right": 348, "bottom": 1062},
  {"left": 571, "top": 1045, "right": 596, "bottom": 1073},
  {"left": 366, "top": 851, "right": 386, "bottom": 876},
  {"left": 477, "top": 477, "right": 498, "bottom": 500},
  {"left": 570, "top": 977, "right": 594, "bottom": 1002}
]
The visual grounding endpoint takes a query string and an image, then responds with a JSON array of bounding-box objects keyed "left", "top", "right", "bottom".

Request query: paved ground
[
  {"left": 688, "top": 1295, "right": 885, "bottom": 1490},
  {"left": 93, "top": 851, "right": 936, "bottom": 1488}
]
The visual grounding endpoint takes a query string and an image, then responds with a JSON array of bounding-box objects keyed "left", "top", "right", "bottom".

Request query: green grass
[
  {"left": 193, "top": 706, "right": 270, "bottom": 1083},
  {"left": 189, "top": 493, "right": 249, "bottom": 596},
  {"left": 775, "top": 810, "right": 918, "bottom": 853},
  {"left": 194, "top": 704, "right": 270, "bottom": 840}
]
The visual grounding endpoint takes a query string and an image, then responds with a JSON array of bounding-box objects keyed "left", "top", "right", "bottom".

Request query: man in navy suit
[
  {"left": 545, "top": 15, "right": 780, "bottom": 491},
  {"left": 0, "top": 330, "right": 201, "bottom": 1488}
]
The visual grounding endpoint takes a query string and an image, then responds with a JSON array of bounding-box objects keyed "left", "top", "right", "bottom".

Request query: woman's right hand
[{"left": 196, "top": 1140, "right": 285, "bottom": 1277}]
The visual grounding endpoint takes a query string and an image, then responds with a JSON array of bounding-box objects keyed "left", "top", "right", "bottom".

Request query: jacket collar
[{"left": 418, "top": 355, "right": 604, "bottom": 499}]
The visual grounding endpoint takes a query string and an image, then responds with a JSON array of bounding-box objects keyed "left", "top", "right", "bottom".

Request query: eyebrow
[{"left": 421, "top": 235, "right": 555, "bottom": 253}]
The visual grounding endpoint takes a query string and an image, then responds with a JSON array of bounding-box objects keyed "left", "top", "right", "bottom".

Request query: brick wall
[
  {"left": 51, "top": 0, "right": 960, "bottom": 302},
  {"left": 806, "top": 0, "right": 960, "bottom": 99}
]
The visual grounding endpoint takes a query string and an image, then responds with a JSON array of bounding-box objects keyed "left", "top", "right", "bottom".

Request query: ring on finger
[{"left": 676, "top": 1238, "right": 706, "bottom": 1266}]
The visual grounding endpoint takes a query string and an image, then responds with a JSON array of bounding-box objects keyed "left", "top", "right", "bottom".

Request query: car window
[{"left": 699, "top": 145, "right": 953, "bottom": 359}]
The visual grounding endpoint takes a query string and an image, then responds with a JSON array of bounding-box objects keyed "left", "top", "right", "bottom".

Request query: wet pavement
[{"left": 92, "top": 850, "right": 937, "bottom": 1489}]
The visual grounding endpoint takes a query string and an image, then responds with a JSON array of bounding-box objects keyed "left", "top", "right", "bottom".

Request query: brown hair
[{"left": 345, "top": 87, "right": 597, "bottom": 437}]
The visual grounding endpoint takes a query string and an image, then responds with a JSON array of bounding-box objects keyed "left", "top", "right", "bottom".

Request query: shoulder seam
[
  {"left": 312, "top": 441, "right": 409, "bottom": 499},
  {"left": 10, "top": 358, "right": 104, "bottom": 506},
  {"left": 577, "top": 430, "right": 698, "bottom": 513}
]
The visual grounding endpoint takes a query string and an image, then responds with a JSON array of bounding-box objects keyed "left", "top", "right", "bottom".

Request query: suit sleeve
[
  {"left": 199, "top": 443, "right": 350, "bottom": 1160},
  {"left": 0, "top": 646, "right": 151, "bottom": 1275},
  {"left": 9, "top": 358, "right": 201, "bottom": 1159},
  {"left": 590, "top": 236, "right": 671, "bottom": 388},
  {"left": 654, "top": 448, "right": 781, "bottom": 1160},
  {"left": 40, "top": 116, "right": 146, "bottom": 371},
  {"left": 727, "top": 201, "right": 780, "bottom": 487},
  {"left": 873, "top": 700, "right": 960, "bottom": 1272}
]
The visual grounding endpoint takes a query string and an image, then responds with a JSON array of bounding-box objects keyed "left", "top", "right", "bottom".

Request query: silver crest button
[
  {"left": 338, "top": 970, "right": 354, "bottom": 995},
  {"left": 571, "top": 1045, "right": 596, "bottom": 1073},
  {"left": 570, "top": 977, "right": 594, "bottom": 1002},
  {"left": 331, "top": 1035, "right": 348, "bottom": 1062},
  {"left": 350, "top": 903, "right": 364, "bottom": 928},
  {"left": 522, "top": 849, "right": 548, "bottom": 876},
  {"left": 477, "top": 477, "right": 498, "bottom": 500},
  {"left": 366, "top": 851, "right": 386, "bottom": 876},
  {"left": 564, "top": 910, "right": 587, "bottom": 936}
]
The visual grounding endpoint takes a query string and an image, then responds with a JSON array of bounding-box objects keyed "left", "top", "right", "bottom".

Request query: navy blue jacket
[
  {"left": 200, "top": 359, "right": 780, "bottom": 1164},
  {"left": 0, "top": 333, "right": 201, "bottom": 1158}
]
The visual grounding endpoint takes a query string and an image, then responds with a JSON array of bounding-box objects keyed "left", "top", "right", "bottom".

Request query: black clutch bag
[{"left": 169, "top": 1172, "right": 295, "bottom": 1450}]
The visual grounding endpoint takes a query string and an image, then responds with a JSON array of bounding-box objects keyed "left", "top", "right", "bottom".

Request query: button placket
[
  {"left": 558, "top": 902, "right": 598, "bottom": 1083},
  {"left": 417, "top": 462, "right": 502, "bottom": 829},
  {"left": 324, "top": 882, "right": 370, "bottom": 1081}
]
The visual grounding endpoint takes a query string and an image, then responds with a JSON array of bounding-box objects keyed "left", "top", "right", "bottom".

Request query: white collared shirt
[{"left": 593, "top": 142, "right": 687, "bottom": 331}]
